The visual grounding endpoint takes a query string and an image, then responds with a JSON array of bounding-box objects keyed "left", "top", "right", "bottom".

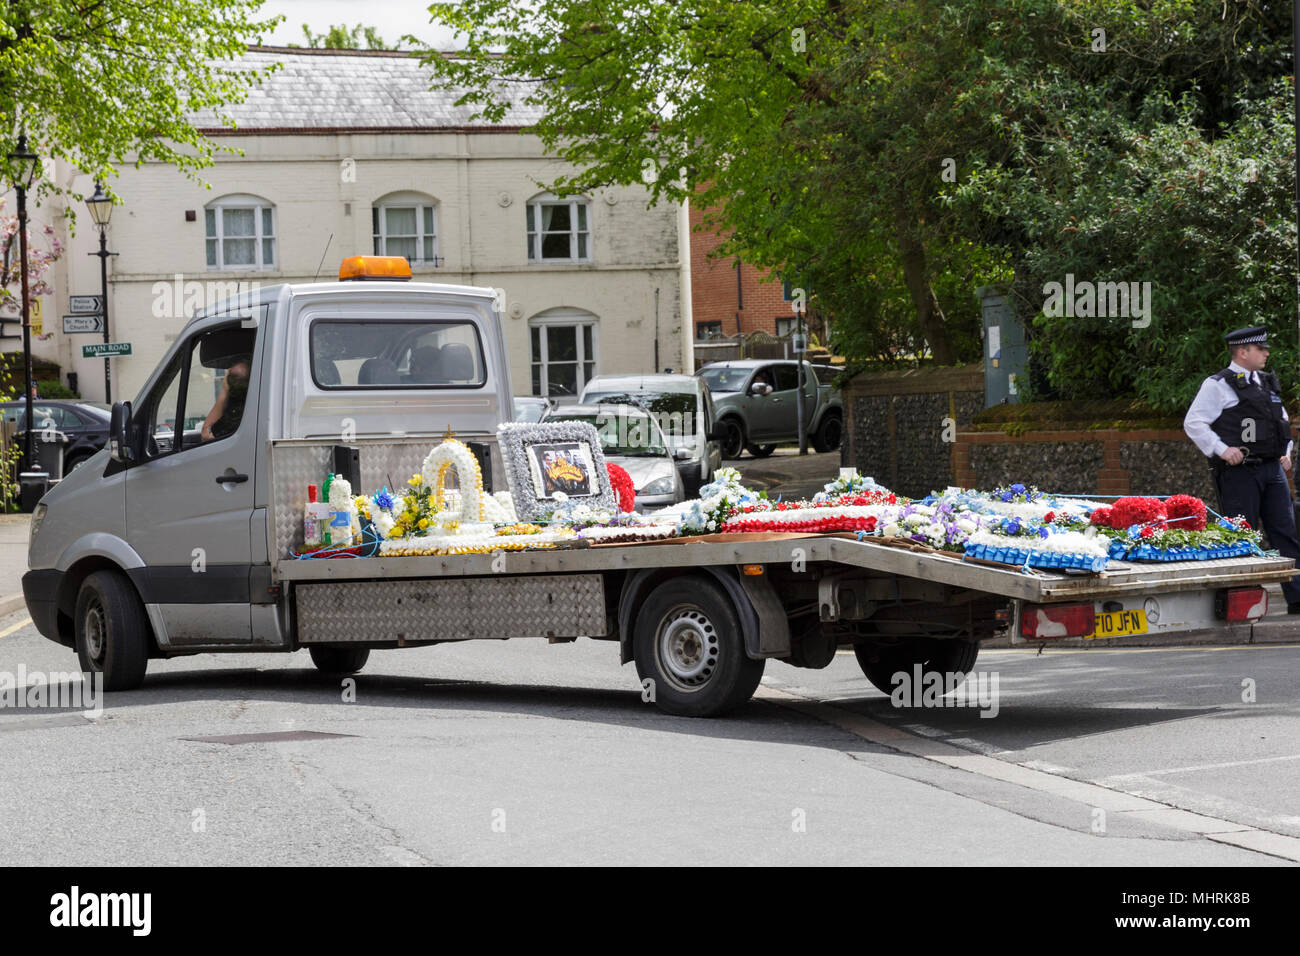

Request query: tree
[
  {"left": 295, "top": 23, "right": 394, "bottom": 50},
  {"left": 0, "top": 198, "right": 63, "bottom": 410},
  {"left": 413, "top": 0, "right": 989, "bottom": 365},
  {"left": 0, "top": 197, "right": 62, "bottom": 314},
  {"left": 943, "top": 0, "right": 1296, "bottom": 413},
  {"left": 0, "top": 1, "right": 281, "bottom": 201},
  {"left": 415, "top": 0, "right": 1295, "bottom": 393}
]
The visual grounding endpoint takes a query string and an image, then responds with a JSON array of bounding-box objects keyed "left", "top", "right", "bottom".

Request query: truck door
[
  {"left": 750, "top": 364, "right": 798, "bottom": 441},
  {"left": 125, "top": 318, "right": 260, "bottom": 645}
]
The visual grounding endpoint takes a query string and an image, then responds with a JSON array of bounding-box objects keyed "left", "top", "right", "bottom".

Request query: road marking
[
  {"left": 946, "top": 736, "right": 1009, "bottom": 756},
  {"left": 0, "top": 616, "right": 32, "bottom": 639},
  {"left": 1104, "top": 753, "right": 1300, "bottom": 779},
  {"left": 753, "top": 683, "right": 1300, "bottom": 862}
]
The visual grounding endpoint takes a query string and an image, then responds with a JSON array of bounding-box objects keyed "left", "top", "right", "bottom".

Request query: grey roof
[{"left": 193, "top": 47, "right": 545, "bottom": 133}]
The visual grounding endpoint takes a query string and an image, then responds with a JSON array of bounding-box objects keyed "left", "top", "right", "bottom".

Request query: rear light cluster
[
  {"left": 1020, "top": 602, "right": 1094, "bottom": 639},
  {"left": 1215, "top": 587, "right": 1267, "bottom": 622}
]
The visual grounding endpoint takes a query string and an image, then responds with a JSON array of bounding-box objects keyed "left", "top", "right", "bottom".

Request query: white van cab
[{"left": 24, "top": 257, "right": 509, "bottom": 687}]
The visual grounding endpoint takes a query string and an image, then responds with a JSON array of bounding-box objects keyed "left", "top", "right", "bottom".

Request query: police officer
[{"left": 1184, "top": 325, "right": 1300, "bottom": 611}]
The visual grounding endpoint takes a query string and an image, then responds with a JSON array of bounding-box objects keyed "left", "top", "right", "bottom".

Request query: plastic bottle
[{"left": 304, "top": 484, "right": 328, "bottom": 548}]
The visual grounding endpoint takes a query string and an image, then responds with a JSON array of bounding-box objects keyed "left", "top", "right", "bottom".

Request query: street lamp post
[
  {"left": 6, "top": 134, "right": 40, "bottom": 471},
  {"left": 85, "top": 183, "right": 115, "bottom": 404}
]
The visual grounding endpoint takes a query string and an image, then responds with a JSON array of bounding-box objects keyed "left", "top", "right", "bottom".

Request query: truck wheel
[
  {"left": 853, "top": 637, "right": 979, "bottom": 697},
  {"left": 718, "top": 418, "right": 745, "bottom": 459},
  {"left": 745, "top": 444, "right": 776, "bottom": 458},
  {"left": 75, "top": 570, "right": 149, "bottom": 691},
  {"left": 812, "top": 413, "right": 843, "bottom": 453},
  {"left": 309, "top": 646, "right": 370, "bottom": 674},
  {"left": 634, "top": 577, "right": 764, "bottom": 717}
]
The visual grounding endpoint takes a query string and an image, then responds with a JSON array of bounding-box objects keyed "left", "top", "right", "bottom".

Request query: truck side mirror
[
  {"left": 109, "top": 401, "right": 135, "bottom": 463},
  {"left": 749, "top": 382, "right": 772, "bottom": 397}
]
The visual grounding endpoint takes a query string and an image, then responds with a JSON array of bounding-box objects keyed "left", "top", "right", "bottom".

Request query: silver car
[
  {"left": 543, "top": 402, "right": 685, "bottom": 510},
  {"left": 579, "top": 373, "right": 721, "bottom": 497}
]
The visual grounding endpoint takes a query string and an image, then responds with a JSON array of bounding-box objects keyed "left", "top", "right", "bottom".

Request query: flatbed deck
[{"left": 274, "top": 534, "right": 1297, "bottom": 603}]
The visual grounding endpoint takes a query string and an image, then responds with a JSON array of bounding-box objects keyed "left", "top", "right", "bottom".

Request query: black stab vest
[{"left": 1210, "top": 367, "right": 1289, "bottom": 459}]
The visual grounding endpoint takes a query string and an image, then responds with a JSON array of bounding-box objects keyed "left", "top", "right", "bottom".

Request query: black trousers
[{"left": 1214, "top": 460, "right": 1300, "bottom": 605}]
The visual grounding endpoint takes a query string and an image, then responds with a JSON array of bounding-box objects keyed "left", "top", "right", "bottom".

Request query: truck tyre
[
  {"left": 75, "top": 570, "right": 149, "bottom": 691},
  {"left": 853, "top": 637, "right": 979, "bottom": 697},
  {"left": 309, "top": 646, "right": 370, "bottom": 674},
  {"left": 718, "top": 418, "right": 745, "bottom": 460},
  {"left": 745, "top": 444, "right": 776, "bottom": 458},
  {"left": 633, "top": 576, "right": 764, "bottom": 717},
  {"left": 812, "top": 413, "right": 843, "bottom": 453}
]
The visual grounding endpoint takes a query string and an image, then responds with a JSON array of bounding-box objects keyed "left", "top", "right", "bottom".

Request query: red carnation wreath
[
  {"left": 1163, "top": 494, "right": 1207, "bottom": 531},
  {"left": 1108, "top": 496, "right": 1166, "bottom": 530},
  {"left": 606, "top": 462, "right": 636, "bottom": 513},
  {"left": 1089, "top": 507, "right": 1113, "bottom": 527}
]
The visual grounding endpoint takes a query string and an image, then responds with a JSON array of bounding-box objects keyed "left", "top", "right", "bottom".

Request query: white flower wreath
[{"left": 421, "top": 439, "right": 486, "bottom": 523}]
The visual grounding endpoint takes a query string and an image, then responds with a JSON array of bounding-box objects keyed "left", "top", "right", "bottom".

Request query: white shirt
[{"left": 1184, "top": 360, "right": 1292, "bottom": 458}]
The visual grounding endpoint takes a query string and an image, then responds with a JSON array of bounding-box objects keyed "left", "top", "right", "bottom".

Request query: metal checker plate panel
[
  {"left": 270, "top": 437, "right": 500, "bottom": 559},
  {"left": 295, "top": 573, "right": 607, "bottom": 644}
]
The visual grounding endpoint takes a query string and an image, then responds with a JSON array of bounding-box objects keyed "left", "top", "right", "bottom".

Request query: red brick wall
[{"left": 690, "top": 203, "right": 796, "bottom": 338}]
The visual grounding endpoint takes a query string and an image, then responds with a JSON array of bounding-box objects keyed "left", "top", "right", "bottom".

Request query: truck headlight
[
  {"left": 640, "top": 477, "right": 675, "bottom": 496},
  {"left": 30, "top": 503, "right": 47, "bottom": 542}
]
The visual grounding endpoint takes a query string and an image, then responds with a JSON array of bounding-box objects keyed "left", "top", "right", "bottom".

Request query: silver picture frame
[{"left": 496, "top": 420, "right": 616, "bottom": 521}]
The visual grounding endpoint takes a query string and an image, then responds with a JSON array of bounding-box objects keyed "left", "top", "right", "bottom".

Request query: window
[
  {"left": 4, "top": 404, "right": 72, "bottom": 429},
  {"left": 782, "top": 280, "right": 794, "bottom": 301},
  {"left": 771, "top": 365, "right": 799, "bottom": 391},
  {"left": 775, "top": 316, "right": 796, "bottom": 337},
  {"left": 136, "top": 323, "right": 257, "bottom": 458},
  {"left": 373, "top": 194, "right": 439, "bottom": 265},
  {"left": 530, "top": 310, "right": 597, "bottom": 398},
  {"left": 310, "top": 320, "right": 485, "bottom": 389},
  {"left": 527, "top": 196, "right": 591, "bottom": 262},
  {"left": 206, "top": 195, "right": 275, "bottom": 270},
  {"left": 696, "top": 321, "right": 723, "bottom": 340}
]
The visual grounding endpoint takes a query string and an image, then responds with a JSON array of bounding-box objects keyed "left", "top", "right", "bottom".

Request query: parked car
[
  {"left": 512, "top": 396, "right": 552, "bottom": 423},
  {"left": 579, "top": 373, "right": 722, "bottom": 497},
  {"left": 543, "top": 402, "right": 685, "bottom": 511},
  {"left": 0, "top": 400, "right": 112, "bottom": 475},
  {"left": 696, "top": 359, "right": 843, "bottom": 459}
]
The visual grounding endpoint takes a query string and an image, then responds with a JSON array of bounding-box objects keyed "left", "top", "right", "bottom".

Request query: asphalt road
[{"left": 1, "top": 607, "right": 1297, "bottom": 866}]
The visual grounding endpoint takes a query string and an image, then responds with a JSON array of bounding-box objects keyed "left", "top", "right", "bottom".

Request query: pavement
[{"left": 0, "top": 513, "right": 28, "bottom": 618}]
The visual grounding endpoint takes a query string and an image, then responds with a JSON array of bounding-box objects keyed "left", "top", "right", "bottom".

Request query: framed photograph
[
  {"left": 528, "top": 441, "right": 597, "bottom": 499},
  {"left": 497, "top": 421, "right": 616, "bottom": 521}
]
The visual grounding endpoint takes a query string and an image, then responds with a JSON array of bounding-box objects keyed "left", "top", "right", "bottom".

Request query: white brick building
[{"left": 19, "top": 47, "right": 693, "bottom": 403}]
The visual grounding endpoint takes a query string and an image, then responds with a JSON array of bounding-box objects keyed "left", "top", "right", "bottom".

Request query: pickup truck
[
  {"left": 697, "top": 359, "right": 842, "bottom": 458},
  {"left": 21, "top": 257, "right": 1297, "bottom": 717}
]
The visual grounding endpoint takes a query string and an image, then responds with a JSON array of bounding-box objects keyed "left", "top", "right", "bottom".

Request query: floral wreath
[{"left": 421, "top": 439, "right": 485, "bottom": 522}]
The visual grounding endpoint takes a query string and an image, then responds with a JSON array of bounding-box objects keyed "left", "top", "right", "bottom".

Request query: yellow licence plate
[{"left": 1091, "top": 608, "right": 1148, "bottom": 638}]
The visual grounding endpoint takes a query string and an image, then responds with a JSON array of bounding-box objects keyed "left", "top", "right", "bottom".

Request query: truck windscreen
[{"left": 310, "top": 319, "right": 486, "bottom": 389}]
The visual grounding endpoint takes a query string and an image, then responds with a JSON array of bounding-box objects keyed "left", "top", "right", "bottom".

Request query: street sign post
[
  {"left": 63, "top": 315, "right": 105, "bottom": 334},
  {"left": 69, "top": 295, "right": 103, "bottom": 314},
  {"left": 82, "top": 342, "right": 131, "bottom": 358}
]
